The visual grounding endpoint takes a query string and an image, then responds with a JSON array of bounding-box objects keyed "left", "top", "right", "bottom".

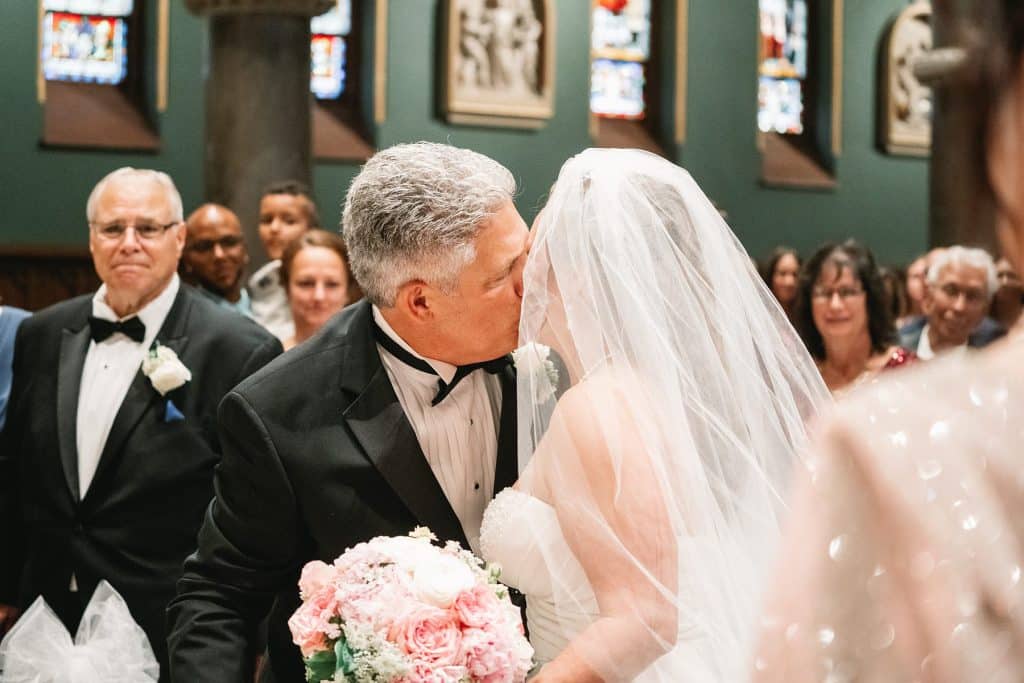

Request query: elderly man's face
[
  {"left": 89, "top": 177, "right": 185, "bottom": 316},
  {"left": 923, "top": 263, "right": 990, "bottom": 347},
  {"left": 184, "top": 205, "right": 248, "bottom": 298}
]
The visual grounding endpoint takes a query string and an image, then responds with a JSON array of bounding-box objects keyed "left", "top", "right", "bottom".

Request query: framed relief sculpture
[
  {"left": 880, "top": 2, "right": 933, "bottom": 156},
  {"left": 442, "top": 0, "right": 555, "bottom": 129}
]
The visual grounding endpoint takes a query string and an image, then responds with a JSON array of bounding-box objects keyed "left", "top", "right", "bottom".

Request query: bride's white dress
[{"left": 479, "top": 487, "right": 719, "bottom": 681}]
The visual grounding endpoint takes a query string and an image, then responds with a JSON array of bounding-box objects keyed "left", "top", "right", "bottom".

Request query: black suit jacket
[
  {"left": 166, "top": 300, "right": 518, "bottom": 683},
  {"left": 898, "top": 315, "right": 1006, "bottom": 351},
  {"left": 0, "top": 284, "right": 281, "bottom": 681}
]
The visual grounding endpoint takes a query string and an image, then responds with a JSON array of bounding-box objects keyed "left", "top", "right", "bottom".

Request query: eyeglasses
[
  {"left": 811, "top": 286, "right": 865, "bottom": 301},
  {"left": 936, "top": 282, "right": 987, "bottom": 305},
  {"left": 91, "top": 220, "right": 180, "bottom": 242},
  {"left": 187, "top": 235, "right": 244, "bottom": 253}
]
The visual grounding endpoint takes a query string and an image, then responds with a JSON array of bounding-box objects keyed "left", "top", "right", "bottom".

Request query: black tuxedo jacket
[
  {"left": 0, "top": 284, "right": 281, "bottom": 680},
  {"left": 166, "top": 300, "right": 518, "bottom": 683}
]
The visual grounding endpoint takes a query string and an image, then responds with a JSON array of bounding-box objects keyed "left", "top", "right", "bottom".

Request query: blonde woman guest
[{"left": 280, "top": 229, "right": 361, "bottom": 350}]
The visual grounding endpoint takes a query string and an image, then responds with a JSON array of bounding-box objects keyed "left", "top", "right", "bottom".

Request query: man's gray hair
[
  {"left": 926, "top": 245, "right": 999, "bottom": 299},
  {"left": 86, "top": 167, "right": 184, "bottom": 224},
  {"left": 342, "top": 142, "right": 516, "bottom": 307}
]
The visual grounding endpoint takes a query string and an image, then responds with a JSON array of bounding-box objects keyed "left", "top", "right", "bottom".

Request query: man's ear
[
  {"left": 921, "top": 286, "right": 935, "bottom": 317},
  {"left": 394, "top": 281, "right": 433, "bottom": 323}
]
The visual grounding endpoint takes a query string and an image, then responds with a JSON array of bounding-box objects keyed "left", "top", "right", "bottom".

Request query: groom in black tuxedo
[
  {"left": 0, "top": 168, "right": 282, "bottom": 680},
  {"left": 167, "top": 142, "right": 530, "bottom": 683}
]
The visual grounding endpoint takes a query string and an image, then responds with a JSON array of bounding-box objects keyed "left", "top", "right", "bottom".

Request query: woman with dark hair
[
  {"left": 795, "top": 240, "right": 913, "bottom": 393},
  {"left": 754, "top": 3, "right": 1024, "bottom": 679},
  {"left": 878, "top": 265, "right": 909, "bottom": 323},
  {"left": 761, "top": 246, "right": 801, "bottom": 321},
  {"left": 280, "top": 229, "right": 362, "bottom": 351}
]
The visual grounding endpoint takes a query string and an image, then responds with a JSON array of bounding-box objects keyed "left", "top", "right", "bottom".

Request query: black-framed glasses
[
  {"left": 91, "top": 220, "right": 180, "bottom": 242},
  {"left": 187, "top": 235, "right": 245, "bottom": 253}
]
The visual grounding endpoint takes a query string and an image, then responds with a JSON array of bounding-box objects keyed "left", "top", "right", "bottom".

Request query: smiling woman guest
[
  {"left": 280, "top": 229, "right": 362, "bottom": 350},
  {"left": 796, "top": 240, "right": 914, "bottom": 393}
]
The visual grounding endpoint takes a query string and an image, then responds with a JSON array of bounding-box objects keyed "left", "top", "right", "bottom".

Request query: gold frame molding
[
  {"left": 442, "top": 0, "right": 555, "bottom": 129},
  {"left": 373, "top": 0, "right": 388, "bottom": 124},
  {"left": 674, "top": 0, "right": 688, "bottom": 144},
  {"left": 157, "top": 0, "right": 170, "bottom": 111}
]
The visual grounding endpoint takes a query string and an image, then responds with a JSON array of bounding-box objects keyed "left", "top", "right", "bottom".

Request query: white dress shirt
[
  {"left": 249, "top": 260, "right": 294, "bottom": 342},
  {"left": 76, "top": 274, "right": 180, "bottom": 498},
  {"left": 372, "top": 307, "right": 502, "bottom": 554},
  {"left": 916, "top": 323, "right": 968, "bottom": 361}
]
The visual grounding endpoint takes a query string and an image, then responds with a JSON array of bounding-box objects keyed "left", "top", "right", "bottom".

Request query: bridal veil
[{"left": 514, "top": 148, "right": 831, "bottom": 681}]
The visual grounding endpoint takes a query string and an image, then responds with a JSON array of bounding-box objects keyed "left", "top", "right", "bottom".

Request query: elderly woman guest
[
  {"left": 795, "top": 240, "right": 913, "bottom": 393},
  {"left": 280, "top": 229, "right": 361, "bottom": 351},
  {"left": 761, "top": 246, "right": 801, "bottom": 321}
]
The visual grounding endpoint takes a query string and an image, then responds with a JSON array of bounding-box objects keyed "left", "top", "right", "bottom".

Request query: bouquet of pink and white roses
[{"left": 288, "top": 528, "right": 534, "bottom": 683}]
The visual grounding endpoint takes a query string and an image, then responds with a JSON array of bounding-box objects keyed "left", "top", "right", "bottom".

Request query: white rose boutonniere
[
  {"left": 141, "top": 342, "right": 192, "bottom": 396},
  {"left": 512, "top": 342, "right": 558, "bottom": 403}
]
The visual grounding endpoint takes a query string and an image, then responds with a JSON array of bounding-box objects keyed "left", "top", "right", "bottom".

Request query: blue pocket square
[{"left": 164, "top": 399, "right": 185, "bottom": 423}]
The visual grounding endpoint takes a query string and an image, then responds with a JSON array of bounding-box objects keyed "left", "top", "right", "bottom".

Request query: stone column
[
  {"left": 185, "top": 0, "right": 333, "bottom": 266},
  {"left": 922, "top": 0, "right": 996, "bottom": 251}
]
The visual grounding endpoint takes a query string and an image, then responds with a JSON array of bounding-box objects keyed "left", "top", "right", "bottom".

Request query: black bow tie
[
  {"left": 88, "top": 315, "right": 146, "bottom": 343},
  {"left": 372, "top": 323, "right": 511, "bottom": 406}
]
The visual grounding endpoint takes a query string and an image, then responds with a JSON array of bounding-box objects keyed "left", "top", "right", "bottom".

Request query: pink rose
[
  {"left": 287, "top": 601, "right": 329, "bottom": 658},
  {"left": 452, "top": 585, "right": 501, "bottom": 628},
  {"left": 298, "top": 560, "right": 336, "bottom": 599},
  {"left": 389, "top": 606, "right": 462, "bottom": 666},
  {"left": 400, "top": 662, "right": 469, "bottom": 683},
  {"left": 460, "top": 627, "right": 529, "bottom": 683}
]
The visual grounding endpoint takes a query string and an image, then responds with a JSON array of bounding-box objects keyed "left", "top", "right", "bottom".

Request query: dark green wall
[{"left": 1, "top": 0, "right": 928, "bottom": 266}]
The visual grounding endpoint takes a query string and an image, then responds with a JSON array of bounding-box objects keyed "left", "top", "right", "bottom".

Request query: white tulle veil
[{"left": 515, "top": 148, "right": 831, "bottom": 681}]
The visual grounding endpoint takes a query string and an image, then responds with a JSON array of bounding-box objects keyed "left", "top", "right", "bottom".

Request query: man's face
[
  {"left": 428, "top": 202, "right": 529, "bottom": 363},
  {"left": 259, "top": 193, "right": 313, "bottom": 260},
  {"left": 184, "top": 206, "right": 248, "bottom": 297},
  {"left": 89, "top": 177, "right": 185, "bottom": 314},
  {"left": 923, "top": 263, "right": 990, "bottom": 347}
]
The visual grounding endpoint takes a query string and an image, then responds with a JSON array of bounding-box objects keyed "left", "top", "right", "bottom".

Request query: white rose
[
  {"left": 412, "top": 554, "right": 476, "bottom": 608},
  {"left": 142, "top": 345, "right": 192, "bottom": 395}
]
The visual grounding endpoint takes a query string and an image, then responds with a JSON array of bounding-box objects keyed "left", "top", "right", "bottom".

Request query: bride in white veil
[{"left": 479, "top": 148, "right": 830, "bottom": 681}]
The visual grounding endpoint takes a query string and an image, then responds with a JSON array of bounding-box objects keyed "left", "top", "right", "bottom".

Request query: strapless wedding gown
[{"left": 479, "top": 488, "right": 723, "bottom": 681}]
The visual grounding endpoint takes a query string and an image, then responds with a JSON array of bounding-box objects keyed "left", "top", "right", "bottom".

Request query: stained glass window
[
  {"left": 41, "top": 0, "right": 133, "bottom": 85},
  {"left": 311, "top": 1, "right": 351, "bottom": 100},
  {"left": 590, "top": 0, "right": 651, "bottom": 120},
  {"left": 758, "top": 0, "right": 809, "bottom": 135}
]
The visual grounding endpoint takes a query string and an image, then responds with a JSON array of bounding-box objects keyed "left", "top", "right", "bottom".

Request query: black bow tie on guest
[
  {"left": 88, "top": 315, "right": 146, "bottom": 343},
  {"left": 372, "top": 324, "right": 511, "bottom": 406}
]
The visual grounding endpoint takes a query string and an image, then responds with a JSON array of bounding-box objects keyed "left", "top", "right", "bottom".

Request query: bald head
[{"left": 182, "top": 203, "right": 249, "bottom": 301}]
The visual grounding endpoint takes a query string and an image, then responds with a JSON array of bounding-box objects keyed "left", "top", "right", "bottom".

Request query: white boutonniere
[
  {"left": 141, "top": 342, "right": 192, "bottom": 396},
  {"left": 512, "top": 342, "right": 558, "bottom": 402}
]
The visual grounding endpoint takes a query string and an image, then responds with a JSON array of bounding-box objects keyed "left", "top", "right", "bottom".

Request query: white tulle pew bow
[{"left": 0, "top": 581, "right": 158, "bottom": 682}]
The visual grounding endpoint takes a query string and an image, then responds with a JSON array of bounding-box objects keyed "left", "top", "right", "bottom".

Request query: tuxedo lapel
[
  {"left": 57, "top": 323, "right": 91, "bottom": 502},
  {"left": 494, "top": 364, "right": 518, "bottom": 494},
  {"left": 83, "top": 289, "right": 191, "bottom": 505},
  {"left": 340, "top": 303, "right": 470, "bottom": 549}
]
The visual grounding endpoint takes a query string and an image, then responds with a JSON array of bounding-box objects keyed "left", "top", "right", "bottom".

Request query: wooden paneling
[{"left": 0, "top": 248, "right": 99, "bottom": 312}]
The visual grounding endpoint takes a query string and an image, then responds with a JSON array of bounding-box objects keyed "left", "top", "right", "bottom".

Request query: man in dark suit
[
  {"left": 0, "top": 168, "right": 282, "bottom": 680},
  {"left": 167, "top": 142, "right": 529, "bottom": 682},
  {"left": 898, "top": 246, "right": 1004, "bottom": 358}
]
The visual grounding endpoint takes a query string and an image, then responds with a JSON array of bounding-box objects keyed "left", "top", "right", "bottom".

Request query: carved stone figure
[{"left": 881, "top": 3, "right": 933, "bottom": 156}]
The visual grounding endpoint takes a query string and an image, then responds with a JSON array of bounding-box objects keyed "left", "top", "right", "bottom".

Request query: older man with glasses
[
  {"left": 181, "top": 203, "right": 252, "bottom": 317},
  {"left": 0, "top": 167, "right": 282, "bottom": 681},
  {"left": 899, "top": 246, "right": 1004, "bottom": 359}
]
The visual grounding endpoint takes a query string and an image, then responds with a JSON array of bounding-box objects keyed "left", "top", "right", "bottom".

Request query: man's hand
[{"left": 0, "top": 604, "right": 21, "bottom": 634}]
